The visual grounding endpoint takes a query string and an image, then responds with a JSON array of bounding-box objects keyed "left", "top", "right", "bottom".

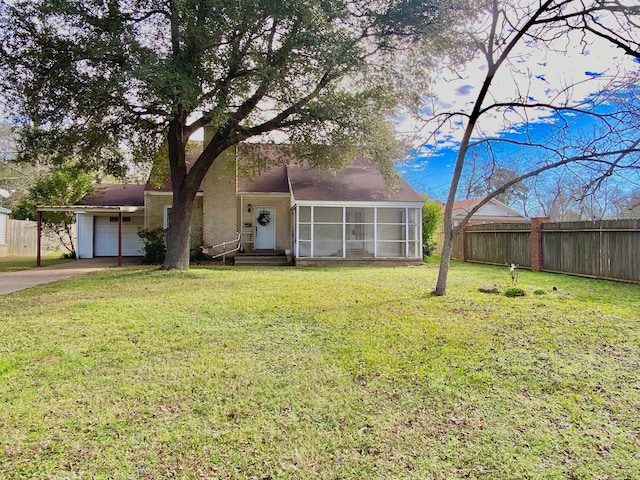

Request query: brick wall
[
  {"left": 145, "top": 193, "right": 203, "bottom": 249},
  {"left": 202, "top": 148, "right": 238, "bottom": 247}
]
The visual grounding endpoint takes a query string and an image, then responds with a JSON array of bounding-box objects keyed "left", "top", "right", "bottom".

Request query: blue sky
[
  {"left": 393, "top": 12, "right": 640, "bottom": 203},
  {"left": 397, "top": 101, "right": 640, "bottom": 201}
]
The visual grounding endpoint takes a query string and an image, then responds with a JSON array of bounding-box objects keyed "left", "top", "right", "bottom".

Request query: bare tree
[{"left": 421, "top": 0, "right": 640, "bottom": 295}]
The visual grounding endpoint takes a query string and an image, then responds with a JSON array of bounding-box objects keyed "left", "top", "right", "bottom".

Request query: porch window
[
  {"left": 346, "top": 207, "right": 374, "bottom": 258},
  {"left": 313, "top": 207, "right": 343, "bottom": 257},
  {"left": 298, "top": 206, "right": 312, "bottom": 257}
]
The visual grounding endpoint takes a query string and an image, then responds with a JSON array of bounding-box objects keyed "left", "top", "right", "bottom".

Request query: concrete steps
[{"left": 234, "top": 250, "right": 294, "bottom": 266}]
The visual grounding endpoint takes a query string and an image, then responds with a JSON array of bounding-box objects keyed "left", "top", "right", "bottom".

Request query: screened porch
[{"left": 293, "top": 205, "right": 422, "bottom": 259}]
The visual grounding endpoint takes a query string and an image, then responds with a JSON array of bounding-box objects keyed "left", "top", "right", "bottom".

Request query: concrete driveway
[{"left": 0, "top": 258, "right": 141, "bottom": 295}]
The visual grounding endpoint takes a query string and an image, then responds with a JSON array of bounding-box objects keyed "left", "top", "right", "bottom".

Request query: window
[{"left": 163, "top": 205, "right": 172, "bottom": 229}]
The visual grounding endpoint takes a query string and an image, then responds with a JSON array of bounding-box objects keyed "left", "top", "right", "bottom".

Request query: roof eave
[{"left": 37, "top": 205, "right": 145, "bottom": 213}]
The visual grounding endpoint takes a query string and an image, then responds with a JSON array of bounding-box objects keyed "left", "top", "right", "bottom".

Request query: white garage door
[{"left": 94, "top": 216, "right": 145, "bottom": 257}]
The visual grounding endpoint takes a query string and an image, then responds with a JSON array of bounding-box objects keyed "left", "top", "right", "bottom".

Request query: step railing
[{"left": 200, "top": 232, "right": 241, "bottom": 261}]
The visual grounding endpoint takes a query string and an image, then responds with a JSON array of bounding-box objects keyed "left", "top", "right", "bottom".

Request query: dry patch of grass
[{"left": 0, "top": 261, "right": 639, "bottom": 479}]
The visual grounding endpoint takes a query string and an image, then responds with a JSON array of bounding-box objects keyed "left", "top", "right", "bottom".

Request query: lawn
[
  {"left": 0, "top": 260, "right": 639, "bottom": 479},
  {"left": 0, "top": 255, "right": 72, "bottom": 273}
]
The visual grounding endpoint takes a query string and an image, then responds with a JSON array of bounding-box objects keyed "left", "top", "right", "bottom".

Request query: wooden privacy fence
[
  {"left": 5, "top": 219, "right": 66, "bottom": 256},
  {"left": 453, "top": 219, "right": 640, "bottom": 284}
]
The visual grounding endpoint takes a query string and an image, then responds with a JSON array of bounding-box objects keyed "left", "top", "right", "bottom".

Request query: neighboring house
[
  {"left": 433, "top": 197, "right": 527, "bottom": 256},
  {"left": 451, "top": 197, "right": 527, "bottom": 226},
  {"left": 0, "top": 206, "right": 10, "bottom": 257},
  {"left": 69, "top": 141, "right": 424, "bottom": 265}
]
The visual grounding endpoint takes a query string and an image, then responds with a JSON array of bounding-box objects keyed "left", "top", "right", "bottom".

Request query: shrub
[
  {"left": 505, "top": 287, "right": 526, "bottom": 297},
  {"left": 533, "top": 289, "right": 547, "bottom": 296},
  {"left": 137, "top": 228, "right": 166, "bottom": 264},
  {"left": 421, "top": 195, "right": 443, "bottom": 257}
]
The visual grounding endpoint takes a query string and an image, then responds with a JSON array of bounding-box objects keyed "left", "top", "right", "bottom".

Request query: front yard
[
  {"left": 1, "top": 260, "right": 638, "bottom": 479},
  {"left": 0, "top": 255, "right": 72, "bottom": 273}
]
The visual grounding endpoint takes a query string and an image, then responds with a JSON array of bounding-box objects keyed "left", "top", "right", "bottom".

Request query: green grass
[
  {"left": 0, "top": 254, "right": 72, "bottom": 273},
  {"left": 1, "top": 261, "right": 639, "bottom": 479}
]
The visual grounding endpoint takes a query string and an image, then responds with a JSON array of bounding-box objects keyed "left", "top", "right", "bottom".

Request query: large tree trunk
[
  {"left": 162, "top": 119, "right": 196, "bottom": 270},
  {"left": 162, "top": 184, "right": 196, "bottom": 270}
]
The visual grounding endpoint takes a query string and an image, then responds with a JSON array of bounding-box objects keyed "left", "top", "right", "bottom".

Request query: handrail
[{"left": 201, "top": 232, "right": 241, "bottom": 259}]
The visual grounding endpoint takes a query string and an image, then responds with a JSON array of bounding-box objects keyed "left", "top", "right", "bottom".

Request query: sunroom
[{"left": 293, "top": 203, "right": 423, "bottom": 264}]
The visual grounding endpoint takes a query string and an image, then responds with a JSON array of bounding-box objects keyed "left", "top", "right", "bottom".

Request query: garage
[{"left": 94, "top": 215, "right": 145, "bottom": 257}]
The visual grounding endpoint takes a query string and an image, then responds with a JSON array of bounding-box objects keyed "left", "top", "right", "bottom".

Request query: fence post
[
  {"left": 461, "top": 226, "right": 467, "bottom": 262},
  {"left": 530, "top": 217, "right": 549, "bottom": 272}
]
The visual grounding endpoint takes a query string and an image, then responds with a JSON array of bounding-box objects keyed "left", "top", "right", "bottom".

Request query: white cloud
[{"left": 397, "top": 8, "right": 639, "bottom": 154}]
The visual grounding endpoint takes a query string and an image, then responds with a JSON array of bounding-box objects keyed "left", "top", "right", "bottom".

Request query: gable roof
[
  {"left": 238, "top": 164, "right": 289, "bottom": 193},
  {"left": 451, "top": 197, "right": 526, "bottom": 220},
  {"left": 287, "top": 157, "right": 422, "bottom": 203},
  {"left": 93, "top": 144, "right": 421, "bottom": 204},
  {"left": 83, "top": 184, "right": 145, "bottom": 207}
]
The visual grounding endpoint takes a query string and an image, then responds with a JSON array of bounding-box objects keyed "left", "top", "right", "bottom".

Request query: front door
[{"left": 254, "top": 207, "right": 275, "bottom": 250}]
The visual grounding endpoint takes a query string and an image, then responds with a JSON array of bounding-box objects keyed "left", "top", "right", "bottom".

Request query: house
[
  {"left": 432, "top": 197, "right": 527, "bottom": 256},
  {"left": 0, "top": 206, "right": 10, "bottom": 257},
  {"left": 65, "top": 141, "right": 424, "bottom": 265},
  {"left": 450, "top": 197, "right": 527, "bottom": 226}
]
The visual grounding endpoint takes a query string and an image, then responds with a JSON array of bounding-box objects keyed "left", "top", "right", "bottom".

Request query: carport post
[
  {"left": 118, "top": 211, "right": 123, "bottom": 267},
  {"left": 36, "top": 210, "right": 42, "bottom": 267}
]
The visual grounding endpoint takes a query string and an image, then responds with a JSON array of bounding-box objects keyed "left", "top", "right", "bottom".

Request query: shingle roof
[
  {"left": 287, "top": 158, "right": 422, "bottom": 203},
  {"left": 238, "top": 164, "right": 289, "bottom": 193},
  {"left": 83, "top": 184, "right": 145, "bottom": 206},
  {"left": 451, "top": 198, "right": 483, "bottom": 215},
  {"left": 88, "top": 146, "right": 422, "bottom": 205}
]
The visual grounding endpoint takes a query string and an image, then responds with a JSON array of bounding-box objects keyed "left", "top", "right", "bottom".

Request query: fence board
[
  {"left": 542, "top": 220, "right": 640, "bottom": 282},
  {"left": 6, "top": 219, "right": 67, "bottom": 256},
  {"left": 450, "top": 220, "right": 639, "bottom": 283},
  {"left": 453, "top": 223, "right": 531, "bottom": 267}
]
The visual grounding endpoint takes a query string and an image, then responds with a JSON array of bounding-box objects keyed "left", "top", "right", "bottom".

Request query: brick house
[{"left": 71, "top": 142, "right": 424, "bottom": 265}]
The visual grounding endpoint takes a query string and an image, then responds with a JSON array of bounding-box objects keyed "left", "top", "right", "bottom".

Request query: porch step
[{"left": 234, "top": 251, "right": 293, "bottom": 266}]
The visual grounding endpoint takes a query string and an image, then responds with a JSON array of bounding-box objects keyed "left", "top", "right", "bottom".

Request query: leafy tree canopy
[
  {"left": 12, "top": 163, "right": 95, "bottom": 255},
  {"left": 0, "top": 0, "right": 467, "bottom": 170}
]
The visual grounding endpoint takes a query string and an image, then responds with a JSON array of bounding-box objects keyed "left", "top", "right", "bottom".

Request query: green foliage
[
  {"left": 0, "top": 0, "right": 465, "bottom": 166},
  {"left": 0, "top": 156, "right": 45, "bottom": 211},
  {"left": 505, "top": 286, "right": 526, "bottom": 297},
  {"left": 137, "top": 228, "right": 167, "bottom": 264},
  {"left": 421, "top": 194, "right": 443, "bottom": 256},
  {"left": 11, "top": 163, "right": 94, "bottom": 255},
  {"left": 533, "top": 288, "right": 547, "bottom": 295}
]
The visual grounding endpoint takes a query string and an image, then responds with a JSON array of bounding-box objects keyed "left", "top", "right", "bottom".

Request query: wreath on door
[{"left": 257, "top": 211, "right": 271, "bottom": 226}]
